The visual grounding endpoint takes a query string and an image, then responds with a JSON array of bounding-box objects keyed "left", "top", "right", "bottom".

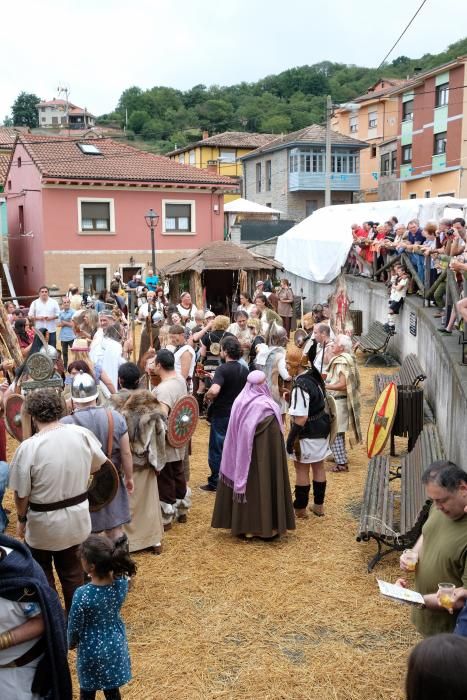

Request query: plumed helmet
[
  {"left": 268, "top": 321, "right": 288, "bottom": 348},
  {"left": 71, "top": 371, "right": 99, "bottom": 403},
  {"left": 39, "top": 344, "right": 59, "bottom": 360}
]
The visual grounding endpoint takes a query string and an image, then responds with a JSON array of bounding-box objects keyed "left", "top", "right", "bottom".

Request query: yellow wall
[
  {"left": 400, "top": 170, "right": 461, "bottom": 199},
  {"left": 169, "top": 145, "right": 252, "bottom": 178}
]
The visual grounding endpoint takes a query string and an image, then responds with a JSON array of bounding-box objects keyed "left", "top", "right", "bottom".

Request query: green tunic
[{"left": 412, "top": 506, "right": 467, "bottom": 636}]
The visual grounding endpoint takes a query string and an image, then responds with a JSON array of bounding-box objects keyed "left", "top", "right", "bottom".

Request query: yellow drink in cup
[
  {"left": 402, "top": 549, "right": 418, "bottom": 572},
  {"left": 438, "top": 583, "right": 455, "bottom": 609}
]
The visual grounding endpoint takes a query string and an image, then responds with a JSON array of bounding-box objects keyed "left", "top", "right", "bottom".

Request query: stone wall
[{"left": 284, "top": 272, "right": 467, "bottom": 469}]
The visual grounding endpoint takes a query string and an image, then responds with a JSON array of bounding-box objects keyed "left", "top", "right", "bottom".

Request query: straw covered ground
[{"left": 4, "top": 359, "right": 421, "bottom": 700}]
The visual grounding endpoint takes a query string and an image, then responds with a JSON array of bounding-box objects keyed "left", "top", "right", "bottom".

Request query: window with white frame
[
  {"left": 368, "top": 111, "right": 377, "bottom": 128},
  {"left": 402, "top": 99, "right": 414, "bottom": 121},
  {"left": 163, "top": 201, "right": 195, "bottom": 234},
  {"left": 189, "top": 150, "right": 195, "bottom": 164},
  {"left": 266, "top": 160, "right": 272, "bottom": 191},
  {"left": 256, "top": 163, "right": 262, "bottom": 192},
  {"left": 219, "top": 149, "right": 236, "bottom": 163},
  {"left": 78, "top": 199, "right": 114, "bottom": 233},
  {"left": 435, "top": 83, "right": 449, "bottom": 108},
  {"left": 349, "top": 116, "right": 358, "bottom": 133},
  {"left": 434, "top": 131, "right": 447, "bottom": 155},
  {"left": 402, "top": 145, "right": 412, "bottom": 164}
]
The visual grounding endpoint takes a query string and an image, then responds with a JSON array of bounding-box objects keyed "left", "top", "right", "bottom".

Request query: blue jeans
[
  {"left": 207, "top": 416, "right": 230, "bottom": 488},
  {"left": 411, "top": 254, "right": 426, "bottom": 285},
  {"left": 0, "top": 461, "right": 9, "bottom": 533}
]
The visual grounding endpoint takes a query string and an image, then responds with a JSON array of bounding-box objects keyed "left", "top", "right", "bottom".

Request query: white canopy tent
[
  {"left": 224, "top": 198, "right": 282, "bottom": 214},
  {"left": 275, "top": 197, "right": 467, "bottom": 284}
]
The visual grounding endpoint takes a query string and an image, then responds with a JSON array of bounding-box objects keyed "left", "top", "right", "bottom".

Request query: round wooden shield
[
  {"left": 167, "top": 395, "right": 199, "bottom": 448},
  {"left": 367, "top": 382, "right": 398, "bottom": 458},
  {"left": 5, "top": 394, "right": 25, "bottom": 442},
  {"left": 25, "top": 352, "right": 54, "bottom": 381},
  {"left": 88, "top": 459, "right": 120, "bottom": 512}
]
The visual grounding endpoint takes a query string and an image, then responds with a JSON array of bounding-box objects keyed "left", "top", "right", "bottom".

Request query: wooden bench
[
  {"left": 373, "top": 353, "right": 426, "bottom": 396},
  {"left": 353, "top": 321, "right": 397, "bottom": 367},
  {"left": 356, "top": 423, "right": 444, "bottom": 571}
]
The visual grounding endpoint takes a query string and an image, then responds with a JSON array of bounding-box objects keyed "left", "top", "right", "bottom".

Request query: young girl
[{"left": 68, "top": 535, "right": 137, "bottom": 700}]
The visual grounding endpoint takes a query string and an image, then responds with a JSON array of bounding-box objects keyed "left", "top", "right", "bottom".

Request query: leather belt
[
  {"left": 29, "top": 491, "right": 88, "bottom": 512},
  {"left": 0, "top": 638, "right": 45, "bottom": 668},
  {"left": 333, "top": 395, "right": 347, "bottom": 400}
]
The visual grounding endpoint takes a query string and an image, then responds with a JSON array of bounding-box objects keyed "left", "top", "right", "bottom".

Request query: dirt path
[{"left": 4, "top": 360, "right": 419, "bottom": 700}]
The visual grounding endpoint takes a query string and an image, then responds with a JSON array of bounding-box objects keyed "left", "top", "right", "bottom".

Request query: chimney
[
  {"left": 202, "top": 130, "right": 209, "bottom": 140},
  {"left": 206, "top": 159, "right": 218, "bottom": 174}
]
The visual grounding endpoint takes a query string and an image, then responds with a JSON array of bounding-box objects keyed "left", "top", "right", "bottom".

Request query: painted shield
[
  {"left": 167, "top": 395, "right": 199, "bottom": 448},
  {"left": 4, "top": 394, "right": 25, "bottom": 442},
  {"left": 367, "top": 382, "right": 398, "bottom": 458},
  {"left": 26, "top": 352, "right": 54, "bottom": 381},
  {"left": 294, "top": 328, "right": 309, "bottom": 348},
  {"left": 88, "top": 459, "right": 120, "bottom": 512}
]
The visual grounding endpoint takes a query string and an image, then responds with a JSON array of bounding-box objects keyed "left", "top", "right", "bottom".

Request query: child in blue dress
[{"left": 68, "top": 534, "right": 137, "bottom": 700}]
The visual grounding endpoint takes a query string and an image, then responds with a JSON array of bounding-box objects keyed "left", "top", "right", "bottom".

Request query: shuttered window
[
  {"left": 165, "top": 203, "right": 192, "bottom": 231},
  {"left": 80, "top": 201, "right": 111, "bottom": 230}
]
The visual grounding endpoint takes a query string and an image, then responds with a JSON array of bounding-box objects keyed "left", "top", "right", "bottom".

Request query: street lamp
[{"left": 144, "top": 208, "right": 159, "bottom": 275}]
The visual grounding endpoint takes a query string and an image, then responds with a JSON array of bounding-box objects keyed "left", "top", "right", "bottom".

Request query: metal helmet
[
  {"left": 39, "top": 344, "right": 59, "bottom": 360},
  {"left": 71, "top": 371, "right": 99, "bottom": 403},
  {"left": 151, "top": 311, "right": 164, "bottom": 324}
]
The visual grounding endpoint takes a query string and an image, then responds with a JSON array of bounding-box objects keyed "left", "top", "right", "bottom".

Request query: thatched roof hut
[{"left": 160, "top": 241, "right": 283, "bottom": 314}]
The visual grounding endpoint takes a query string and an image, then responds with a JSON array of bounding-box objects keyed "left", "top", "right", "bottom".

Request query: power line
[{"left": 377, "top": 0, "right": 430, "bottom": 70}]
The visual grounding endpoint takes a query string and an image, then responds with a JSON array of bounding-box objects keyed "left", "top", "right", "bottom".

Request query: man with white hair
[{"left": 325, "top": 334, "right": 362, "bottom": 472}]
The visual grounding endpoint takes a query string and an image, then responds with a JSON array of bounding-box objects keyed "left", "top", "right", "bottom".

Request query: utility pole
[{"left": 324, "top": 94, "right": 332, "bottom": 208}]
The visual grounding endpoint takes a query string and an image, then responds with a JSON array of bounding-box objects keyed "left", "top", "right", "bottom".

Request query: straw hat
[{"left": 71, "top": 338, "right": 90, "bottom": 352}]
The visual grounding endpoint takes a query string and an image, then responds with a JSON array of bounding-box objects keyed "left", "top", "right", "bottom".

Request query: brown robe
[{"left": 211, "top": 416, "right": 295, "bottom": 538}]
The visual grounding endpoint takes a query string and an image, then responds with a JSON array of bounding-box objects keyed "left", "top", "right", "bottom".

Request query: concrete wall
[{"left": 284, "top": 272, "right": 467, "bottom": 469}]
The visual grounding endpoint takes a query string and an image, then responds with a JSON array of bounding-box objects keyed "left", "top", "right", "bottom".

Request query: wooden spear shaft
[{"left": 0, "top": 298, "right": 24, "bottom": 367}]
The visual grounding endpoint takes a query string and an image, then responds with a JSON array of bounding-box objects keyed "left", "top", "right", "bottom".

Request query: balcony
[{"left": 288, "top": 171, "right": 360, "bottom": 192}]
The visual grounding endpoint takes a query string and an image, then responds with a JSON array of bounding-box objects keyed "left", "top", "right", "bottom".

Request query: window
[
  {"left": 52, "top": 116, "right": 58, "bottom": 124},
  {"left": 83, "top": 267, "right": 107, "bottom": 294},
  {"left": 219, "top": 149, "right": 236, "bottom": 163},
  {"left": 78, "top": 143, "right": 102, "bottom": 155},
  {"left": 165, "top": 203, "right": 192, "bottom": 231},
  {"left": 189, "top": 150, "right": 195, "bottom": 165},
  {"left": 18, "top": 205, "right": 24, "bottom": 233},
  {"left": 41, "top": 117, "right": 46, "bottom": 122},
  {"left": 370, "top": 145, "right": 377, "bottom": 159},
  {"left": 256, "top": 163, "right": 262, "bottom": 192},
  {"left": 17, "top": 157, "right": 21, "bottom": 168},
  {"left": 402, "top": 145, "right": 412, "bottom": 164},
  {"left": 434, "top": 131, "right": 447, "bottom": 155},
  {"left": 424, "top": 190, "right": 431, "bottom": 198},
  {"left": 162, "top": 200, "right": 196, "bottom": 235},
  {"left": 41, "top": 107, "right": 45, "bottom": 112},
  {"left": 266, "top": 160, "right": 272, "bottom": 191},
  {"left": 402, "top": 100, "right": 414, "bottom": 121},
  {"left": 306, "top": 200, "right": 318, "bottom": 216},
  {"left": 409, "top": 193, "right": 417, "bottom": 199},
  {"left": 368, "top": 111, "right": 377, "bottom": 129},
  {"left": 80, "top": 201, "right": 111, "bottom": 230},
  {"left": 435, "top": 83, "right": 449, "bottom": 108},
  {"left": 78, "top": 199, "right": 115, "bottom": 233},
  {"left": 266, "top": 203, "right": 272, "bottom": 208},
  {"left": 380, "top": 154, "right": 390, "bottom": 176},
  {"left": 349, "top": 116, "right": 358, "bottom": 133},
  {"left": 391, "top": 151, "right": 397, "bottom": 174},
  {"left": 7, "top": 180, "right": 11, "bottom": 190}
]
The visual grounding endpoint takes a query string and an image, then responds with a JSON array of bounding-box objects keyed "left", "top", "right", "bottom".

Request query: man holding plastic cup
[{"left": 396, "top": 461, "right": 467, "bottom": 637}]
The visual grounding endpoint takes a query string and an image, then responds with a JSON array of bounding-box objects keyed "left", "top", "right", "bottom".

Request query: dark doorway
[
  {"left": 202, "top": 269, "right": 238, "bottom": 317},
  {"left": 121, "top": 266, "right": 142, "bottom": 284}
]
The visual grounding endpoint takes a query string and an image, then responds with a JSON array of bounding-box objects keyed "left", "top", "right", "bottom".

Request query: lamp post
[{"left": 144, "top": 208, "right": 159, "bottom": 275}]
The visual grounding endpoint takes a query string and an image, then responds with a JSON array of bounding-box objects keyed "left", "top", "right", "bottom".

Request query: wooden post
[
  {"left": 192, "top": 271, "right": 203, "bottom": 309},
  {"left": 0, "top": 298, "right": 24, "bottom": 367}
]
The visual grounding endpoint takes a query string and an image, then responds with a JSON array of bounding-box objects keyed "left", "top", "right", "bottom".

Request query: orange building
[{"left": 332, "top": 78, "right": 410, "bottom": 201}]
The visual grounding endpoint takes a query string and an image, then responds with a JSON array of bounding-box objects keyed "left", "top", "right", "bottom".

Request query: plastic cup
[
  {"left": 438, "top": 583, "right": 455, "bottom": 609},
  {"left": 402, "top": 549, "right": 419, "bottom": 572}
]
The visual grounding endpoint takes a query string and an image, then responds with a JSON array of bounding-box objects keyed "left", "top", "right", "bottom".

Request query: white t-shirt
[
  {"left": 289, "top": 387, "right": 309, "bottom": 417},
  {"left": 390, "top": 277, "right": 409, "bottom": 302},
  {"left": 28, "top": 297, "right": 61, "bottom": 333},
  {"left": 174, "top": 344, "right": 196, "bottom": 379},
  {"left": 177, "top": 303, "right": 198, "bottom": 321},
  {"left": 8, "top": 424, "right": 106, "bottom": 550}
]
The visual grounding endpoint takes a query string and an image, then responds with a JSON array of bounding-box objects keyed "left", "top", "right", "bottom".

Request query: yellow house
[
  {"left": 332, "top": 78, "right": 410, "bottom": 201},
  {"left": 167, "top": 131, "right": 275, "bottom": 202}
]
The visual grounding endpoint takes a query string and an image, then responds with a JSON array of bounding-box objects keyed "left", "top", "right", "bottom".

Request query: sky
[{"left": 2, "top": 0, "right": 467, "bottom": 120}]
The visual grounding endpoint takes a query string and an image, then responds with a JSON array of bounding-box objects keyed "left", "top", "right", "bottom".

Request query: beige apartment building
[{"left": 332, "top": 78, "right": 410, "bottom": 201}]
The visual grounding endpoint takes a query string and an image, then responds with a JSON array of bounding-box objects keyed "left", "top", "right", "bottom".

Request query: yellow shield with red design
[{"left": 367, "top": 382, "right": 398, "bottom": 458}]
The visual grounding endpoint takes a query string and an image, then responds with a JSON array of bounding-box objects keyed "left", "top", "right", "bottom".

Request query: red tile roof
[
  {"left": 242, "top": 124, "right": 368, "bottom": 159},
  {"left": 0, "top": 153, "right": 12, "bottom": 186},
  {"left": 17, "top": 134, "right": 239, "bottom": 187},
  {"left": 0, "top": 127, "right": 30, "bottom": 148},
  {"left": 167, "top": 131, "right": 276, "bottom": 156}
]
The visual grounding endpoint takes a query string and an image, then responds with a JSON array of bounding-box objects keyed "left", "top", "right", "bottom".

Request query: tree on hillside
[
  {"left": 196, "top": 99, "right": 234, "bottom": 133},
  {"left": 12, "top": 92, "right": 40, "bottom": 127},
  {"left": 128, "top": 110, "right": 151, "bottom": 134}
]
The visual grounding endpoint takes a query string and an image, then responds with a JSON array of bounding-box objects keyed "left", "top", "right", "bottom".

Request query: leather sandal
[{"left": 329, "top": 464, "right": 349, "bottom": 473}]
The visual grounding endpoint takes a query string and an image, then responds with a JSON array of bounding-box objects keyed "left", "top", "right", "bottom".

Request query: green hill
[{"left": 98, "top": 37, "right": 467, "bottom": 153}]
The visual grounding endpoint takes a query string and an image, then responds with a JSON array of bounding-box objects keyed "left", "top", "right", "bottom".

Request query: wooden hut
[{"left": 160, "top": 241, "right": 283, "bottom": 315}]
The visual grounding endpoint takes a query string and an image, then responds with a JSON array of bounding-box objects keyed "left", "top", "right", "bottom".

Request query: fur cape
[{"left": 110, "top": 389, "right": 167, "bottom": 471}]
